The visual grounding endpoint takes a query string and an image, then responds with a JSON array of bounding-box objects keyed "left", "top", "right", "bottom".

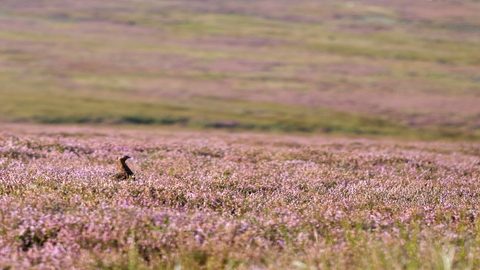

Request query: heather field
[
  {"left": 1, "top": 125, "right": 480, "bottom": 269},
  {"left": 2, "top": 1, "right": 480, "bottom": 269}
]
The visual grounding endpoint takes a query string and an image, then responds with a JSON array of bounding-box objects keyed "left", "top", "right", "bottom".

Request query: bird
[{"left": 113, "top": 155, "right": 135, "bottom": 180}]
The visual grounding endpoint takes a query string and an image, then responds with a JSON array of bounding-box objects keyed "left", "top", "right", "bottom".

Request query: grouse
[{"left": 113, "top": 155, "right": 135, "bottom": 180}]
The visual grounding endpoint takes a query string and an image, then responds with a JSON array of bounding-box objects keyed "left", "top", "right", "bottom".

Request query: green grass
[{"left": 1, "top": 87, "right": 478, "bottom": 140}]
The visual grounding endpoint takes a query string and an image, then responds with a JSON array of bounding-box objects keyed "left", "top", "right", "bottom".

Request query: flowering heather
[{"left": 1, "top": 125, "right": 480, "bottom": 269}]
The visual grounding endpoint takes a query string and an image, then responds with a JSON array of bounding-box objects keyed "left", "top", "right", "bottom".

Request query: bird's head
[{"left": 119, "top": 155, "right": 131, "bottom": 162}]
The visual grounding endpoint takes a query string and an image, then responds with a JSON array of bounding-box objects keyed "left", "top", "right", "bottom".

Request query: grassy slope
[{"left": 0, "top": 0, "right": 480, "bottom": 139}]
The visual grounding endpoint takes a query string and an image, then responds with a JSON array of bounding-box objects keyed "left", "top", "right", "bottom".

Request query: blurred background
[{"left": 0, "top": 0, "right": 479, "bottom": 139}]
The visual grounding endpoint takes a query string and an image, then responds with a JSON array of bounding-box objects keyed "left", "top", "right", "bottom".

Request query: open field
[
  {"left": 1, "top": 0, "right": 480, "bottom": 138},
  {"left": 1, "top": 1, "right": 480, "bottom": 269},
  {"left": 1, "top": 124, "right": 480, "bottom": 269}
]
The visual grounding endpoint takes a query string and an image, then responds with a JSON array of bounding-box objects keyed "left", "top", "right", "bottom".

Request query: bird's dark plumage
[{"left": 113, "top": 155, "right": 135, "bottom": 180}]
